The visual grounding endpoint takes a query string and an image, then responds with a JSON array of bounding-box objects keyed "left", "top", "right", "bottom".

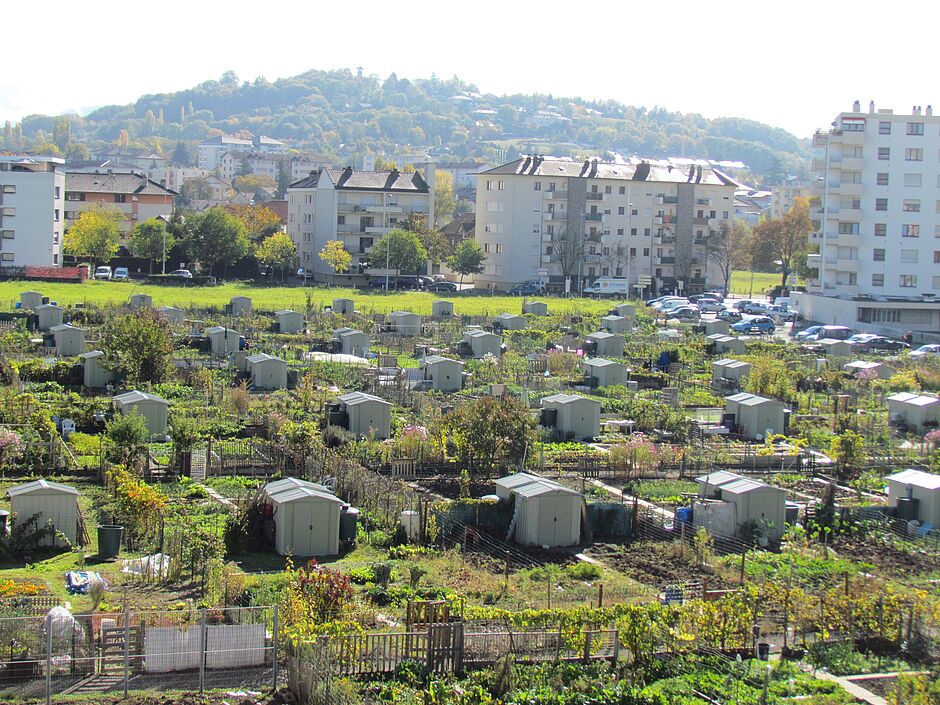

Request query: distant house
[
  {"left": 20, "top": 291, "right": 45, "bottom": 311},
  {"left": 64, "top": 170, "right": 176, "bottom": 235},
  {"left": 706, "top": 334, "right": 746, "bottom": 355},
  {"left": 494, "top": 472, "right": 583, "bottom": 547},
  {"left": 711, "top": 358, "right": 751, "bottom": 389},
  {"left": 886, "top": 393, "right": 940, "bottom": 432},
  {"left": 156, "top": 306, "right": 185, "bottom": 323},
  {"left": 263, "top": 478, "right": 345, "bottom": 557},
  {"left": 129, "top": 293, "right": 152, "bottom": 309},
  {"left": 50, "top": 324, "right": 85, "bottom": 356},
  {"left": 462, "top": 329, "right": 502, "bottom": 358},
  {"left": 585, "top": 331, "right": 624, "bottom": 357}
]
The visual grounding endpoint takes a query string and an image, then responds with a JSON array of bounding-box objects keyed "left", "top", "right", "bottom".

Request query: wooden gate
[
  {"left": 427, "top": 623, "right": 463, "bottom": 673},
  {"left": 100, "top": 625, "right": 142, "bottom": 673}
]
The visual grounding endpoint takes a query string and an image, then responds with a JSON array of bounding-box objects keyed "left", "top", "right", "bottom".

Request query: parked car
[
  {"left": 911, "top": 344, "right": 940, "bottom": 358},
  {"left": 813, "top": 325, "right": 856, "bottom": 341},
  {"left": 426, "top": 281, "right": 457, "bottom": 292},
  {"left": 112, "top": 267, "right": 129, "bottom": 281},
  {"left": 296, "top": 267, "right": 311, "bottom": 279},
  {"left": 740, "top": 301, "right": 770, "bottom": 315},
  {"left": 734, "top": 299, "right": 757, "bottom": 311},
  {"left": 654, "top": 298, "right": 689, "bottom": 312},
  {"left": 716, "top": 309, "right": 743, "bottom": 323},
  {"left": 767, "top": 305, "right": 796, "bottom": 322},
  {"left": 697, "top": 298, "right": 723, "bottom": 313},
  {"left": 507, "top": 282, "right": 545, "bottom": 296},
  {"left": 731, "top": 316, "right": 776, "bottom": 334},
  {"left": 850, "top": 335, "right": 909, "bottom": 352},
  {"left": 168, "top": 269, "right": 193, "bottom": 279},
  {"left": 794, "top": 325, "right": 824, "bottom": 341},
  {"left": 94, "top": 266, "right": 113, "bottom": 280},
  {"left": 703, "top": 291, "right": 725, "bottom": 303},
  {"left": 667, "top": 306, "right": 701, "bottom": 321}
]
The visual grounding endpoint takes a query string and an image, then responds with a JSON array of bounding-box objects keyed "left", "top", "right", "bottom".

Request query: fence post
[
  {"left": 272, "top": 604, "right": 279, "bottom": 692},
  {"left": 582, "top": 630, "right": 592, "bottom": 662},
  {"left": 199, "top": 607, "right": 207, "bottom": 693},
  {"left": 45, "top": 613, "right": 52, "bottom": 705},
  {"left": 123, "top": 601, "right": 130, "bottom": 699}
]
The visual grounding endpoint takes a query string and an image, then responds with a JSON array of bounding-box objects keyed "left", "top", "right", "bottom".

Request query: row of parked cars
[
  {"left": 646, "top": 293, "right": 784, "bottom": 334},
  {"left": 793, "top": 325, "right": 919, "bottom": 353},
  {"left": 93, "top": 266, "right": 193, "bottom": 280}
]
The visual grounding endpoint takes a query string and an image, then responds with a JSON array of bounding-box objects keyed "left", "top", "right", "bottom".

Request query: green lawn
[
  {"left": 728, "top": 270, "right": 785, "bottom": 296},
  {"left": 0, "top": 280, "right": 616, "bottom": 317}
]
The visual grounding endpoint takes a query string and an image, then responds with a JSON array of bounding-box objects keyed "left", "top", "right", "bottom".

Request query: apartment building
[
  {"left": 770, "top": 182, "right": 811, "bottom": 218},
  {"left": 197, "top": 135, "right": 287, "bottom": 170},
  {"left": 286, "top": 167, "right": 432, "bottom": 282},
  {"left": 473, "top": 156, "right": 736, "bottom": 295},
  {"left": 0, "top": 156, "right": 65, "bottom": 267},
  {"left": 794, "top": 102, "right": 940, "bottom": 334},
  {"left": 218, "top": 152, "right": 331, "bottom": 183},
  {"left": 64, "top": 171, "right": 176, "bottom": 234}
]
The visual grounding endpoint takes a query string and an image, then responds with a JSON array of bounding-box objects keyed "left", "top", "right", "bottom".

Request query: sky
[{"left": 2, "top": 0, "right": 936, "bottom": 138}]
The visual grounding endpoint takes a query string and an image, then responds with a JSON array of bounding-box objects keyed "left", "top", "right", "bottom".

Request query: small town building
[
  {"left": 263, "top": 478, "right": 345, "bottom": 556},
  {"left": 20, "top": 291, "right": 45, "bottom": 310},
  {"left": 612, "top": 303, "right": 635, "bottom": 319},
  {"left": 844, "top": 360, "right": 893, "bottom": 380},
  {"left": 712, "top": 358, "right": 752, "bottom": 388},
  {"left": 701, "top": 318, "right": 730, "bottom": 336},
  {"left": 275, "top": 309, "right": 305, "bottom": 334},
  {"left": 205, "top": 326, "right": 241, "bottom": 355},
  {"left": 494, "top": 472, "right": 583, "bottom": 547},
  {"left": 707, "top": 334, "right": 746, "bottom": 355},
  {"left": 78, "top": 350, "right": 113, "bottom": 389},
  {"left": 818, "top": 338, "right": 853, "bottom": 357},
  {"left": 156, "top": 306, "right": 185, "bottom": 323}
]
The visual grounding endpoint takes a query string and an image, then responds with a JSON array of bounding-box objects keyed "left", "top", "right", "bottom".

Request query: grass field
[{"left": 728, "top": 270, "right": 785, "bottom": 296}]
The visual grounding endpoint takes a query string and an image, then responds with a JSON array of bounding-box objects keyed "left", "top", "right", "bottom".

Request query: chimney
[
  {"left": 928, "top": 105, "right": 934, "bottom": 116},
  {"left": 869, "top": 101, "right": 875, "bottom": 114},
  {"left": 852, "top": 100, "right": 861, "bottom": 112}
]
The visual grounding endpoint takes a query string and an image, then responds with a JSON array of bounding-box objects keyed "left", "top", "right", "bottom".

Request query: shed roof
[
  {"left": 885, "top": 469, "right": 940, "bottom": 490},
  {"left": 264, "top": 477, "right": 332, "bottom": 496},
  {"left": 695, "top": 470, "right": 744, "bottom": 487},
  {"left": 50, "top": 324, "right": 82, "bottom": 333},
  {"left": 78, "top": 350, "right": 104, "bottom": 359},
  {"left": 423, "top": 355, "right": 463, "bottom": 366},
  {"left": 275, "top": 309, "right": 301, "bottom": 317},
  {"left": 514, "top": 481, "right": 582, "bottom": 498},
  {"left": 112, "top": 390, "right": 169, "bottom": 405},
  {"left": 247, "top": 353, "right": 285, "bottom": 364},
  {"left": 542, "top": 393, "right": 596, "bottom": 406},
  {"left": 587, "top": 331, "right": 615, "bottom": 340},
  {"left": 338, "top": 391, "right": 391, "bottom": 407},
  {"left": 7, "top": 479, "right": 79, "bottom": 497},
  {"left": 205, "top": 326, "right": 238, "bottom": 335},
  {"left": 584, "top": 357, "right": 621, "bottom": 368},
  {"left": 268, "top": 486, "right": 345, "bottom": 505},
  {"left": 465, "top": 329, "right": 499, "bottom": 339},
  {"left": 495, "top": 472, "right": 544, "bottom": 490}
]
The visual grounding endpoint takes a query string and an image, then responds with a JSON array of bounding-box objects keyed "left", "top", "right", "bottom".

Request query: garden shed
[
  {"left": 229, "top": 296, "right": 253, "bottom": 316},
  {"left": 112, "top": 390, "right": 170, "bottom": 436},
  {"left": 157, "top": 306, "right": 185, "bottom": 323},
  {"left": 613, "top": 303, "right": 635, "bottom": 319},
  {"left": 494, "top": 313, "right": 527, "bottom": 331},
  {"left": 600, "top": 315, "right": 633, "bottom": 335},
  {"left": 499, "top": 475, "right": 583, "bottom": 548},
  {"left": 818, "top": 338, "right": 853, "bottom": 357},
  {"left": 707, "top": 334, "right": 746, "bottom": 355},
  {"left": 129, "top": 293, "right": 152, "bottom": 309},
  {"left": 585, "top": 331, "right": 624, "bottom": 358},
  {"left": 335, "top": 392, "right": 392, "bottom": 439},
  {"left": 263, "top": 479, "right": 345, "bottom": 556},
  {"left": 20, "top": 291, "right": 44, "bottom": 310},
  {"left": 389, "top": 311, "right": 422, "bottom": 336},
  {"left": 844, "top": 360, "right": 893, "bottom": 380},
  {"left": 432, "top": 300, "right": 454, "bottom": 317},
  {"left": 205, "top": 326, "right": 241, "bottom": 355},
  {"left": 712, "top": 358, "right": 751, "bottom": 387},
  {"left": 36, "top": 303, "right": 64, "bottom": 331},
  {"left": 78, "top": 350, "right": 113, "bottom": 389},
  {"left": 50, "top": 324, "right": 85, "bottom": 356},
  {"left": 275, "top": 309, "right": 305, "bottom": 334},
  {"left": 541, "top": 393, "right": 601, "bottom": 439},
  {"left": 522, "top": 301, "right": 548, "bottom": 316},
  {"left": 724, "top": 392, "right": 788, "bottom": 440},
  {"left": 885, "top": 469, "right": 940, "bottom": 526},
  {"left": 695, "top": 471, "right": 786, "bottom": 541},
  {"left": 583, "top": 357, "right": 628, "bottom": 388},
  {"left": 420, "top": 355, "right": 464, "bottom": 392},
  {"left": 886, "top": 392, "right": 940, "bottom": 432},
  {"left": 7, "top": 479, "right": 79, "bottom": 547},
  {"left": 463, "top": 329, "right": 502, "bottom": 358},
  {"left": 247, "top": 353, "right": 288, "bottom": 390},
  {"left": 494, "top": 472, "right": 544, "bottom": 501},
  {"left": 701, "top": 319, "right": 730, "bottom": 336},
  {"left": 332, "top": 298, "right": 354, "bottom": 315},
  {"left": 333, "top": 328, "right": 370, "bottom": 357}
]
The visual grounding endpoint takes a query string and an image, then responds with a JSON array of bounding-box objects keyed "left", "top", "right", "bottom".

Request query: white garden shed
[
  {"left": 333, "top": 328, "right": 370, "bottom": 357},
  {"left": 20, "top": 291, "right": 44, "bottom": 310},
  {"left": 263, "top": 479, "right": 345, "bottom": 556},
  {"left": 522, "top": 301, "right": 548, "bottom": 316},
  {"left": 885, "top": 469, "right": 940, "bottom": 527},
  {"left": 494, "top": 313, "right": 527, "bottom": 330},
  {"left": 600, "top": 315, "right": 633, "bottom": 335},
  {"left": 695, "top": 471, "right": 786, "bottom": 541},
  {"left": 78, "top": 350, "right": 113, "bottom": 389},
  {"left": 157, "top": 306, "right": 185, "bottom": 324},
  {"left": 707, "top": 334, "right": 746, "bottom": 355},
  {"left": 585, "top": 331, "right": 624, "bottom": 358},
  {"left": 205, "top": 326, "right": 241, "bottom": 355},
  {"left": 247, "top": 353, "right": 288, "bottom": 390},
  {"left": 336, "top": 392, "right": 392, "bottom": 439},
  {"left": 712, "top": 358, "right": 751, "bottom": 386},
  {"left": 583, "top": 357, "right": 628, "bottom": 388},
  {"left": 886, "top": 392, "right": 940, "bottom": 432},
  {"left": 112, "top": 390, "right": 170, "bottom": 436},
  {"left": 432, "top": 300, "right": 454, "bottom": 317},
  {"left": 495, "top": 473, "right": 583, "bottom": 547},
  {"left": 541, "top": 393, "right": 601, "bottom": 439},
  {"left": 332, "top": 298, "right": 354, "bottom": 315},
  {"left": 36, "top": 304, "right": 64, "bottom": 331},
  {"left": 844, "top": 360, "right": 893, "bottom": 380},
  {"left": 724, "top": 392, "right": 787, "bottom": 440},
  {"left": 50, "top": 324, "right": 85, "bottom": 356},
  {"left": 701, "top": 319, "right": 730, "bottom": 336},
  {"left": 7, "top": 480, "right": 79, "bottom": 547},
  {"left": 229, "top": 296, "right": 253, "bottom": 316},
  {"left": 818, "top": 338, "right": 853, "bottom": 357},
  {"left": 612, "top": 303, "right": 635, "bottom": 319},
  {"left": 463, "top": 329, "right": 502, "bottom": 358},
  {"left": 420, "top": 355, "right": 464, "bottom": 392},
  {"left": 494, "top": 472, "right": 544, "bottom": 501},
  {"left": 129, "top": 293, "right": 153, "bottom": 309},
  {"left": 275, "top": 310, "right": 305, "bottom": 334},
  {"left": 388, "top": 311, "right": 422, "bottom": 336}
]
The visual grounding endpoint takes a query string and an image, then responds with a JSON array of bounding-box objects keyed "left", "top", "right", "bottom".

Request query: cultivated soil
[{"left": 587, "top": 540, "right": 735, "bottom": 590}]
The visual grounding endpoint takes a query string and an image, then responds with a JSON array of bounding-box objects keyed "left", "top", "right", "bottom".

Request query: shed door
[
  {"left": 308, "top": 503, "right": 333, "bottom": 556},
  {"left": 537, "top": 495, "right": 562, "bottom": 546},
  {"left": 291, "top": 502, "right": 315, "bottom": 556}
]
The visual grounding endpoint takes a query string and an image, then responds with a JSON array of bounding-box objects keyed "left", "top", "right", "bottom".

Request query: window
[
  {"left": 879, "top": 121, "right": 891, "bottom": 135},
  {"left": 900, "top": 274, "right": 918, "bottom": 288},
  {"left": 907, "top": 122, "right": 925, "bottom": 135},
  {"left": 902, "top": 224, "right": 920, "bottom": 237},
  {"left": 617, "top": 228, "right": 624, "bottom": 236},
  {"left": 901, "top": 249, "right": 919, "bottom": 263},
  {"left": 114, "top": 194, "right": 126, "bottom": 203},
  {"left": 591, "top": 185, "right": 598, "bottom": 193},
  {"left": 723, "top": 211, "right": 729, "bottom": 218},
  {"left": 934, "top": 276, "right": 940, "bottom": 290},
  {"left": 643, "top": 248, "right": 649, "bottom": 256},
  {"left": 644, "top": 228, "right": 650, "bottom": 237},
  {"left": 872, "top": 274, "right": 884, "bottom": 287},
  {"left": 495, "top": 244, "right": 504, "bottom": 254},
  {"left": 482, "top": 243, "right": 490, "bottom": 253},
  {"left": 616, "top": 206, "right": 624, "bottom": 215},
  {"left": 875, "top": 198, "right": 888, "bottom": 211},
  {"left": 860, "top": 308, "right": 901, "bottom": 323},
  {"left": 0, "top": 252, "right": 12, "bottom": 262},
  {"left": 631, "top": 209, "right": 638, "bottom": 216},
  {"left": 904, "top": 173, "right": 922, "bottom": 187},
  {"left": 839, "top": 222, "right": 860, "bottom": 234},
  {"left": 934, "top": 251, "right": 940, "bottom": 264},
  {"left": 874, "top": 223, "right": 886, "bottom": 236},
  {"left": 619, "top": 186, "right": 626, "bottom": 195},
  {"left": 629, "top": 247, "right": 636, "bottom": 256},
  {"left": 630, "top": 228, "right": 637, "bottom": 236},
  {"left": 533, "top": 181, "right": 541, "bottom": 191},
  {"left": 1, "top": 185, "right": 14, "bottom": 193},
  {"left": 0, "top": 207, "right": 14, "bottom": 217},
  {"left": 485, "top": 201, "right": 503, "bottom": 212},
  {"left": 548, "top": 182, "right": 555, "bottom": 192},
  {"left": 905, "top": 148, "right": 923, "bottom": 161},
  {"left": 843, "top": 119, "right": 865, "bottom": 132},
  {"left": 903, "top": 199, "right": 921, "bottom": 212},
  {"left": 0, "top": 230, "right": 13, "bottom": 239},
  {"left": 485, "top": 180, "right": 504, "bottom": 191},
  {"left": 604, "top": 185, "right": 611, "bottom": 194},
  {"left": 876, "top": 173, "right": 889, "bottom": 186},
  {"left": 878, "top": 147, "right": 890, "bottom": 160},
  {"left": 873, "top": 248, "right": 885, "bottom": 261},
  {"left": 337, "top": 215, "right": 345, "bottom": 225}
]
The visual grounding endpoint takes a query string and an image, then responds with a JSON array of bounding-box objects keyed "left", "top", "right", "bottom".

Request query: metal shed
[
  {"left": 112, "top": 390, "right": 170, "bottom": 436},
  {"left": 541, "top": 393, "right": 601, "bottom": 440},
  {"left": 336, "top": 392, "right": 392, "bottom": 439},
  {"left": 612, "top": 303, "right": 635, "bottom": 319},
  {"left": 247, "top": 353, "right": 288, "bottom": 390},
  {"left": 333, "top": 328, "right": 370, "bottom": 357},
  {"left": 78, "top": 350, "right": 113, "bottom": 389},
  {"left": 229, "top": 296, "right": 253, "bottom": 316},
  {"left": 388, "top": 311, "right": 422, "bottom": 336},
  {"left": 431, "top": 300, "right": 454, "bottom": 317},
  {"left": 817, "top": 338, "right": 853, "bottom": 357},
  {"left": 522, "top": 301, "right": 548, "bottom": 316},
  {"left": 420, "top": 355, "right": 464, "bottom": 392},
  {"left": 585, "top": 331, "right": 624, "bottom": 358},
  {"left": 494, "top": 472, "right": 544, "bottom": 501},
  {"left": 724, "top": 392, "right": 787, "bottom": 440},
  {"left": 275, "top": 310, "right": 305, "bottom": 334},
  {"left": 463, "top": 329, "right": 502, "bottom": 358},
  {"left": 844, "top": 360, "right": 893, "bottom": 380},
  {"left": 701, "top": 319, "right": 730, "bottom": 336},
  {"left": 885, "top": 469, "right": 940, "bottom": 526},
  {"left": 157, "top": 306, "right": 185, "bottom": 323},
  {"left": 600, "top": 315, "right": 633, "bottom": 335},
  {"left": 36, "top": 304, "right": 64, "bottom": 331},
  {"left": 696, "top": 471, "right": 786, "bottom": 541},
  {"left": 50, "top": 324, "right": 85, "bottom": 356},
  {"left": 205, "top": 326, "right": 241, "bottom": 355},
  {"left": 583, "top": 357, "right": 628, "bottom": 388},
  {"left": 494, "top": 313, "right": 527, "bottom": 330},
  {"left": 512, "top": 480, "right": 583, "bottom": 547},
  {"left": 712, "top": 358, "right": 751, "bottom": 387},
  {"left": 7, "top": 479, "right": 80, "bottom": 547},
  {"left": 129, "top": 293, "right": 153, "bottom": 309},
  {"left": 886, "top": 392, "right": 940, "bottom": 432},
  {"left": 707, "top": 334, "right": 746, "bottom": 355},
  {"left": 332, "top": 298, "right": 354, "bottom": 315},
  {"left": 263, "top": 479, "right": 344, "bottom": 556},
  {"left": 20, "top": 291, "right": 44, "bottom": 310}
]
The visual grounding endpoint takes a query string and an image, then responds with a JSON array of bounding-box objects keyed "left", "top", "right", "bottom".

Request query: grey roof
[
  {"left": 514, "top": 480, "right": 582, "bottom": 498},
  {"left": 543, "top": 393, "right": 597, "bottom": 405},
  {"left": 264, "top": 477, "right": 332, "bottom": 496},
  {"left": 584, "top": 357, "right": 621, "bottom": 368},
  {"left": 205, "top": 326, "right": 238, "bottom": 335},
  {"left": 338, "top": 391, "right": 391, "bottom": 407},
  {"left": 480, "top": 155, "right": 735, "bottom": 186},
  {"left": 465, "top": 329, "right": 499, "bottom": 339},
  {"left": 696, "top": 470, "right": 745, "bottom": 487},
  {"left": 423, "top": 355, "right": 463, "bottom": 366},
  {"left": 77, "top": 350, "right": 104, "bottom": 359},
  {"left": 66, "top": 171, "right": 177, "bottom": 196},
  {"left": 113, "top": 390, "right": 169, "bottom": 405},
  {"left": 289, "top": 167, "right": 429, "bottom": 193},
  {"left": 247, "top": 353, "right": 285, "bottom": 364},
  {"left": 7, "top": 479, "right": 79, "bottom": 497},
  {"left": 267, "top": 486, "right": 345, "bottom": 505},
  {"left": 886, "top": 469, "right": 940, "bottom": 490},
  {"left": 50, "top": 324, "right": 82, "bottom": 332}
]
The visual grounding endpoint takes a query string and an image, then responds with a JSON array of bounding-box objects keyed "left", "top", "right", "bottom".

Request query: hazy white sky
[{"left": 2, "top": 0, "right": 935, "bottom": 137}]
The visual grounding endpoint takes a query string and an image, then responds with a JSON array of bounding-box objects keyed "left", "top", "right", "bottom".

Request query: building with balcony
[
  {"left": 0, "top": 155, "right": 65, "bottom": 268},
  {"left": 198, "top": 135, "right": 287, "bottom": 170},
  {"left": 286, "top": 167, "right": 433, "bottom": 283},
  {"left": 472, "top": 155, "right": 736, "bottom": 295},
  {"left": 794, "top": 102, "right": 940, "bottom": 335},
  {"left": 64, "top": 170, "right": 176, "bottom": 235}
]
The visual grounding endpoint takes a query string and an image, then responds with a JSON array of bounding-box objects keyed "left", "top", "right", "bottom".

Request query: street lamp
[{"left": 156, "top": 214, "right": 170, "bottom": 275}]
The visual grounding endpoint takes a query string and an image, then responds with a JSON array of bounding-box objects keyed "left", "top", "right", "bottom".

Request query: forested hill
[{"left": 7, "top": 69, "right": 809, "bottom": 180}]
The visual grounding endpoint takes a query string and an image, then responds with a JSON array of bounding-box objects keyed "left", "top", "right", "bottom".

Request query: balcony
[
  {"left": 338, "top": 203, "right": 367, "bottom": 213},
  {"left": 545, "top": 190, "right": 568, "bottom": 199},
  {"left": 840, "top": 131, "right": 866, "bottom": 145},
  {"left": 367, "top": 205, "right": 403, "bottom": 214},
  {"left": 693, "top": 216, "right": 711, "bottom": 225},
  {"left": 365, "top": 226, "right": 391, "bottom": 235},
  {"left": 585, "top": 213, "right": 602, "bottom": 222},
  {"left": 810, "top": 158, "right": 827, "bottom": 171},
  {"left": 838, "top": 232, "right": 861, "bottom": 247},
  {"left": 655, "top": 215, "right": 676, "bottom": 225},
  {"left": 543, "top": 211, "right": 566, "bottom": 222},
  {"left": 840, "top": 157, "right": 864, "bottom": 171},
  {"left": 813, "top": 131, "right": 828, "bottom": 147},
  {"left": 806, "top": 252, "right": 821, "bottom": 267},
  {"left": 836, "top": 259, "right": 859, "bottom": 273},
  {"left": 695, "top": 198, "right": 711, "bottom": 207},
  {"left": 836, "top": 182, "right": 862, "bottom": 197},
  {"left": 658, "top": 195, "right": 678, "bottom": 205},
  {"left": 586, "top": 192, "right": 604, "bottom": 201},
  {"left": 658, "top": 256, "right": 676, "bottom": 265}
]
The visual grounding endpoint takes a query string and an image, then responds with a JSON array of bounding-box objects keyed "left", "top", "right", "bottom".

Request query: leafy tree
[
  {"left": 229, "top": 204, "right": 282, "bottom": 242},
  {"left": 443, "top": 395, "right": 537, "bottom": 474},
  {"left": 233, "top": 174, "right": 275, "bottom": 195},
  {"left": 63, "top": 206, "right": 122, "bottom": 267},
  {"left": 447, "top": 238, "right": 486, "bottom": 288},
  {"left": 181, "top": 207, "right": 251, "bottom": 276},
  {"left": 402, "top": 212, "right": 449, "bottom": 267},
  {"left": 255, "top": 232, "right": 296, "bottom": 281},
  {"left": 129, "top": 218, "right": 175, "bottom": 274},
  {"left": 101, "top": 310, "right": 174, "bottom": 386},
  {"left": 368, "top": 229, "right": 427, "bottom": 280},
  {"left": 434, "top": 170, "right": 456, "bottom": 225},
  {"left": 319, "top": 239, "right": 352, "bottom": 285},
  {"left": 829, "top": 430, "right": 865, "bottom": 473},
  {"left": 105, "top": 412, "right": 150, "bottom": 464},
  {"left": 751, "top": 197, "right": 812, "bottom": 290},
  {"left": 705, "top": 219, "right": 752, "bottom": 293},
  {"left": 171, "top": 140, "right": 192, "bottom": 166}
]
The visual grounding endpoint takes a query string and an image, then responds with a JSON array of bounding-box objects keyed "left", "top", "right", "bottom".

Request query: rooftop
[
  {"left": 886, "top": 469, "right": 940, "bottom": 490},
  {"left": 338, "top": 391, "right": 391, "bottom": 407},
  {"left": 289, "top": 167, "right": 430, "bottom": 193},
  {"left": 480, "top": 155, "right": 736, "bottom": 186},
  {"left": 65, "top": 170, "right": 178, "bottom": 196}
]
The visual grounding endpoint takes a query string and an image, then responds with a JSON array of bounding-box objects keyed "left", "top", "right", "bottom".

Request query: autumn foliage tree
[
  {"left": 255, "top": 232, "right": 296, "bottom": 281},
  {"left": 319, "top": 240, "right": 351, "bottom": 285},
  {"left": 63, "top": 206, "right": 123, "bottom": 267},
  {"left": 101, "top": 310, "right": 174, "bottom": 386},
  {"left": 751, "top": 197, "right": 813, "bottom": 290},
  {"left": 443, "top": 395, "right": 537, "bottom": 474},
  {"left": 229, "top": 204, "right": 282, "bottom": 242}
]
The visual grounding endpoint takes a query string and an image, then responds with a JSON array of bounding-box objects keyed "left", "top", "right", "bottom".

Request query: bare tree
[
  {"left": 554, "top": 225, "right": 586, "bottom": 287},
  {"left": 705, "top": 219, "right": 752, "bottom": 293}
]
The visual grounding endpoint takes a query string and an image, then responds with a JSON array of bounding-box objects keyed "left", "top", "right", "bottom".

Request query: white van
[{"left": 584, "top": 277, "right": 630, "bottom": 297}]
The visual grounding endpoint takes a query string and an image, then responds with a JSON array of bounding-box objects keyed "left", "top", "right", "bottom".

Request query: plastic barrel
[
  {"left": 675, "top": 507, "right": 693, "bottom": 526},
  {"left": 97, "top": 524, "right": 124, "bottom": 559}
]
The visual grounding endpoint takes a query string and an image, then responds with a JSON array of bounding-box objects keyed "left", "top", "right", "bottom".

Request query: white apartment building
[
  {"left": 770, "top": 182, "right": 811, "bottom": 218},
  {"left": 795, "top": 102, "right": 940, "bottom": 334},
  {"left": 473, "top": 156, "right": 736, "bottom": 295},
  {"left": 218, "top": 152, "right": 332, "bottom": 183},
  {"left": 198, "top": 135, "right": 287, "bottom": 171},
  {"left": 0, "top": 156, "right": 65, "bottom": 268},
  {"left": 286, "top": 167, "right": 432, "bottom": 282}
]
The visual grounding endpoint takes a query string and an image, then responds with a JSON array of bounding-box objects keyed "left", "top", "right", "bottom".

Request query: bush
[
  {"left": 566, "top": 562, "right": 602, "bottom": 581},
  {"left": 348, "top": 567, "right": 375, "bottom": 585}
]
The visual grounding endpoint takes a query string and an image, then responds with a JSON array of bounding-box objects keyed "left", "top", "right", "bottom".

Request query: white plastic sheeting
[{"left": 144, "top": 623, "right": 266, "bottom": 672}]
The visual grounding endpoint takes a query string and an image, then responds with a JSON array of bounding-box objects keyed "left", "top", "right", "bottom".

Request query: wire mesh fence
[{"left": 0, "top": 605, "right": 280, "bottom": 702}]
